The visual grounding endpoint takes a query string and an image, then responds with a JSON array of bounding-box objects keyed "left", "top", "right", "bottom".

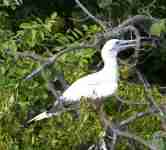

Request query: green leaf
[
  {"left": 150, "top": 19, "right": 166, "bottom": 36},
  {"left": 20, "top": 23, "right": 33, "bottom": 29},
  {"left": 51, "top": 12, "right": 57, "bottom": 19},
  {"left": 25, "top": 30, "right": 37, "bottom": 47},
  {"left": 74, "top": 28, "right": 84, "bottom": 37}
]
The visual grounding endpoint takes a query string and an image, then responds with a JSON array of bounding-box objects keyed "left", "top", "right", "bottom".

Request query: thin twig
[
  {"left": 75, "top": 0, "right": 107, "bottom": 31},
  {"left": 139, "top": 0, "right": 158, "bottom": 17}
]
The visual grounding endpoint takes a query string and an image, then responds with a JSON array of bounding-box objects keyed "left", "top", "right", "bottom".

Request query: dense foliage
[{"left": 1, "top": 0, "right": 166, "bottom": 149}]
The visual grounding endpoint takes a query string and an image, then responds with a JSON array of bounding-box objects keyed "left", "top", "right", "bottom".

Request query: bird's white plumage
[
  {"left": 62, "top": 39, "right": 135, "bottom": 101},
  {"left": 27, "top": 39, "right": 137, "bottom": 123},
  {"left": 62, "top": 56, "right": 118, "bottom": 101}
]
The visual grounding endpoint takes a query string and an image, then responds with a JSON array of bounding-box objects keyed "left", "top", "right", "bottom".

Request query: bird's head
[{"left": 102, "top": 39, "right": 137, "bottom": 58}]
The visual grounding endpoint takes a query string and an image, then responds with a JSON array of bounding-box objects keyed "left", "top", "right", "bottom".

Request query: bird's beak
[
  {"left": 118, "top": 40, "right": 137, "bottom": 52},
  {"left": 118, "top": 37, "right": 160, "bottom": 52}
]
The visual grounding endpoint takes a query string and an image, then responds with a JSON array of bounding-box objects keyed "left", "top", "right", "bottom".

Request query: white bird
[{"left": 27, "top": 39, "right": 137, "bottom": 123}]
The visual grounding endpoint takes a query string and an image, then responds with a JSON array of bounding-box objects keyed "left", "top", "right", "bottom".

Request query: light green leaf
[
  {"left": 20, "top": 23, "right": 33, "bottom": 29},
  {"left": 150, "top": 19, "right": 166, "bottom": 36}
]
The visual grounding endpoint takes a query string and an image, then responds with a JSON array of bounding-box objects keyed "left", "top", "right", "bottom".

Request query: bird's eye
[{"left": 116, "top": 41, "right": 120, "bottom": 45}]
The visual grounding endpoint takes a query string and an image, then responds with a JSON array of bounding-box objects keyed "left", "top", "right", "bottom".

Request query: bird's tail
[{"left": 27, "top": 99, "right": 64, "bottom": 124}]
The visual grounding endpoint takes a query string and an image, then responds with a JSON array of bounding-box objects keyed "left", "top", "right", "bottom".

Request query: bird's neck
[
  {"left": 103, "top": 55, "right": 118, "bottom": 72},
  {"left": 102, "top": 55, "right": 118, "bottom": 82}
]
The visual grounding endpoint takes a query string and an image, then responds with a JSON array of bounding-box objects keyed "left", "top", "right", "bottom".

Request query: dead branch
[
  {"left": 136, "top": 70, "right": 164, "bottom": 117},
  {"left": 106, "top": 24, "right": 141, "bottom": 40},
  {"left": 115, "top": 95, "right": 148, "bottom": 105},
  {"left": 5, "top": 50, "right": 46, "bottom": 62},
  {"left": 16, "top": 51, "right": 46, "bottom": 61},
  {"left": 118, "top": 15, "right": 156, "bottom": 28},
  {"left": 98, "top": 110, "right": 158, "bottom": 150},
  {"left": 104, "top": 15, "right": 156, "bottom": 39},
  {"left": 24, "top": 15, "right": 156, "bottom": 81},
  {"left": 24, "top": 44, "right": 95, "bottom": 80},
  {"left": 75, "top": 0, "right": 107, "bottom": 31},
  {"left": 119, "top": 109, "right": 158, "bottom": 127},
  {"left": 111, "top": 128, "right": 157, "bottom": 150},
  {"left": 47, "top": 81, "right": 59, "bottom": 99}
]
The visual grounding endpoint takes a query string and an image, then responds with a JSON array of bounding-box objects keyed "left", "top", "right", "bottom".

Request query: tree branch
[
  {"left": 47, "top": 81, "right": 60, "bottom": 99},
  {"left": 115, "top": 95, "right": 148, "bottom": 105},
  {"left": 119, "top": 109, "right": 158, "bottom": 127},
  {"left": 117, "top": 15, "right": 156, "bottom": 28},
  {"left": 75, "top": 0, "right": 107, "bottom": 31},
  {"left": 24, "top": 44, "right": 95, "bottom": 80},
  {"left": 110, "top": 132, "right": 117, "bottom": 150},
  {"left": 111, "top": 128, "right": 157, "bottom": 150},
  {"left": 16, "top": 51, "right": 46, "bottom": 61},
  {"left": 24, "top": 15, "right": 157, "bottom": 81},
  {"left": 136, "top": 70, "right": 164, "bottom": 117},
  {"left": 104, "top": 15, "right": 156, "bottom": 40}
]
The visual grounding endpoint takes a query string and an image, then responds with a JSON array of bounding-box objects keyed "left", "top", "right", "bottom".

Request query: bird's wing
[
  {"left": 79, "top": 72, "right": 102, "bottom": 85},
  {"left": 62, "top": 72, "right": 105, "bottom": 101},
  {"left": 67, "top": 72, "right": 102, "bottom": 91}
]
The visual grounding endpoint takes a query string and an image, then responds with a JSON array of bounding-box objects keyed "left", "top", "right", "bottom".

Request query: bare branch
[
  {"left": 24, "top": 44, "right": 95, "bottom": 80},
  {"left": 24, "top": 15, "right": 157, "bottom": 81},
  {"left": 47, "top": 81, "right": 60, "bottom": 99},
  {"left": 117, "top": 15, "right": 156, "bottom": 28},
  {"left": 115, "top": 95, "right": 148, "bottom": 105},
  {"left": 104, "top": 15, "right": 156, "bottom": 40},
  {"left": 119, "top": 109, "right": 158, "bottom": 127},
  {"left": 75, "top": 0, "right": 107, "bottom": 31},
  {"left": 5, "top": 50, "right": 46, "bottom": 62},
  {"left": 138, "top": 0, "right": 158, "bottom": 17},
  {"left": 136, "top": 70, "right": 164, "bottom": 117},
  {"left": 111, "top": 128, "right": 157, "bottom": 150},
  {"left": 16, "top": 51, "right": 46, "bottom": 61},
  {"left": 109, "top": 25, "right": 141, "bottom": 40}
]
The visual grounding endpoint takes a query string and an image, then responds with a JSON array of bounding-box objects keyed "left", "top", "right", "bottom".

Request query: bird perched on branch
[{"left": 27, "top": 39, "right": 137, "bottom": 124}]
